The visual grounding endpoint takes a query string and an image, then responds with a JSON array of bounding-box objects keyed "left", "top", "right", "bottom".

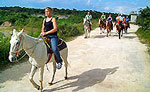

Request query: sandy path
[{"left": 0, "top": 24, "right": 150, "bottom": 92}]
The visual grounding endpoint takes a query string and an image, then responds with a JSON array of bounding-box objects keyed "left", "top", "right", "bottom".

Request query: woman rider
[
  {"left": 40, "top": 7, "right": 62, "bottom": 69},
  {"left": 107, "top": 14, "right": 113, "bottom": 30}
]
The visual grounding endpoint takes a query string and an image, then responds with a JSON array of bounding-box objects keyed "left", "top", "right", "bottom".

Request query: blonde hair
[{"left": 45, "top": 7, "right": 53, "bottom": 13}]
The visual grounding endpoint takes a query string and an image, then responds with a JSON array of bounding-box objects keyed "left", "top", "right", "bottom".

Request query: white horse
[
  {"left": 8, "top": 29, "right": 69, "bottom": 92},
  {"left": 83, "top": 18, "right": 91, "bottom": 38}
]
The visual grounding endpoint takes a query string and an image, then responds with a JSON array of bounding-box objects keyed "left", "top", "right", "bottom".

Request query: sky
[{"left": 0, "top": 0, "right": 150, "bottom": 14}]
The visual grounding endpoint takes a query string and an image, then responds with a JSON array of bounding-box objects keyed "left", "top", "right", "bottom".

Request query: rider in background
[
  {"left": 99, "top": 12, "right": 106, "bottom": 25},
  {"left": 101, "top": 12, "right": 106, "bottom": 20},
  {"left": 107, "top": 14, "right": 113, "bottom": 30},
  {"left": 125, "top": 16, "right": 130, "bottom": 28},
  {"left": 85, "top": 11, "right": 92, "bottom": 30},
  {"left": 116, "top": 14, "right": 120, "bottom": 25},
  {"left": 119, "top": 14, "right": 124, "bottom": 24}
]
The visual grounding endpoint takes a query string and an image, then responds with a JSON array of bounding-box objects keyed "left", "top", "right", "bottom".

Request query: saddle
[{"left": 43, "top": 37, "right": 67, "bottom": 63}]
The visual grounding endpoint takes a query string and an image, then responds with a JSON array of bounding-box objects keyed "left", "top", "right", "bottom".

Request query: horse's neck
[
  {"left": 83, "top": 19, "right": 86, "bottom": 24},
  {"left": 22, "top": 34, "right": 39, "bottom": 54}
]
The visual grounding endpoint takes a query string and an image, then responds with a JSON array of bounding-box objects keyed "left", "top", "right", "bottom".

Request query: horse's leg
[
  {"left": 29, "top": 65, "right": 40, "bottom": 90},
  {"left": 124, "top": 25, "right": 127, "bottom": 34},
  {"left": 39, "top": 66, "right": 44, "bottom": 91},
  {"left": 84, "top": 28, "right": 87, "bottom": 38},
  {"left": 118, "top": 27, "right": 121, "bottom": 39},
  {"left": 107, "top": 29, "right": 108, "bottom": 37},
  {"left": 100, "top": 27, "right": 102, "bottom": 34},
  {"left": 61, "top": 48, "right": 68, "bottom": 79},
  {"left": 121, "top": 26, "right": 123, "bottom": 37},
  {"left": 126, "top": 26, "right": 128, "bottom": 34},
  {"left": 121, "top": 29, "right": 123, "bottom": 37},
  {"left": 109, "top": 29, "right": 111, "bottom": 36},
  {"left": 116, "top": 27, "right": 118, "bottom": 34},
  {"left": 88, "top": 30, "right": 90, "bottom": 38},
  {"left": 102, "top": 27, "right": 104, "bottom": 33},
  {"left": 48, "top": 61, "right": 56, "bottom": 86}
]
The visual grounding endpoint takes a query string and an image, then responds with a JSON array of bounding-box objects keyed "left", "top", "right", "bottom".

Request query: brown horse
[
  {"left": 116, "top": 21, "right": 124, "bottom": 39},
  {"left": 106, "top": 21, "right": 112, "bottom": 37},
  {"left": 99, "top": 19, "right": 106, "bottom": 34},
  {"left": 124, "top": 21, "right": 130, "bottom": 34}
]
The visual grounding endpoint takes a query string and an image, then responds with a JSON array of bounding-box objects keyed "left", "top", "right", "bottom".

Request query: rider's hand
[
  {"left": 40, "top": 32, "right": 46, "bottom": 36},
  {"left": 40, "top": 32, "right": 43, "bottom": 36}
]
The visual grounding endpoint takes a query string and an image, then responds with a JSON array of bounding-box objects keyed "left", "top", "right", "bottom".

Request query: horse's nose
[
  {"left": 9, "top": 56, "right": 16, "bottom": 62},
  {"left": 12, "top": 56, "right": 16, "bottom": 61}
]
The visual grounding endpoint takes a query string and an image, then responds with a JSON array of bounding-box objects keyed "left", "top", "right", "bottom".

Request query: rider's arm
[
  {"left": 85, "top": 15, "right": 88, "bottom": 20},
  {"left": 41, "top": 19, "right": 45, "bottom": 33},
  {"left": 104, "top": 15, "right": 106, "bottom": 19},
  {"left": 89, "top": 15, "right": 92, "bottom": 20},
  {"left": 45, "top": 18, "right": 57, "bottom": 35}
]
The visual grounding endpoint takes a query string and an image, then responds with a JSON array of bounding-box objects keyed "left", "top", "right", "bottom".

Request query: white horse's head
[
  {"left": 9, "top": 29, "right": 23, "bottom": 62},
  {"left": 83, "top": 18, "right": 90, "bottom": 27}
]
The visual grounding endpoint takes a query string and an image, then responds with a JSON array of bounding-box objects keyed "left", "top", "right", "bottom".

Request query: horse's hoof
[
  {"left": 37, "top": 85, "right": 40, "bottom": 90},
  {"left": 48, "top": 82, "right": 53, "bottom": 86},
  {"left": 65, "top": 77, "right": 68, "bottom": 80}
]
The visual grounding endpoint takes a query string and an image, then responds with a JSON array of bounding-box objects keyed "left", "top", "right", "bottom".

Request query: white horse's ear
[
  {"left": 17, "top": 29, "right": 23, "bottom": 36},
  {"left": 13, "top": 29, "right": 17, "bottom": 35}
]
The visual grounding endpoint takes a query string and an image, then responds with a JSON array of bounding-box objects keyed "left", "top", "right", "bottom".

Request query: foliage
[
  {"left": 0, "top": 36, "right": 10, "bottom": 66},
  {"left": 136, "top": 6, "right": 150, "bottom": 54},
  {"left": 136, "top": 6, "right": 150, "bottom": 30}
]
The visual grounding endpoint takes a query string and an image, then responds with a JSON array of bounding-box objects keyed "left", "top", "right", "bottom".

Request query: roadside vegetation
[{"left": 136, "top": 6, "right": 150, "bottom": 54}]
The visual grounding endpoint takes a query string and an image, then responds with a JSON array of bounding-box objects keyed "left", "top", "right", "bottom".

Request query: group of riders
[{"left": 84, "top": 11, "right": 130, "bottom": 34}]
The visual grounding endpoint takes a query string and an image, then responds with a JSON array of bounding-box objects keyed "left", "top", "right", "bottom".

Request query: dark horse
[
  {"left": 115, "top": 21, "right": 124, "bottom": 39},
  {"left": 99, "top": 19, "right": 106, "bottom": 34},
  {"left": 123, "top": 21, "right": 130, "bottom": 34},
  {"left": 106, "top": 21, "right": 112, "bottom": 37}
]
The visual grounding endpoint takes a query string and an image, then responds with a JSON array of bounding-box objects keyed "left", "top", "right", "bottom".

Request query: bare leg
[{"left": 29, "top": 65, "right": 40, "bottom": 90}]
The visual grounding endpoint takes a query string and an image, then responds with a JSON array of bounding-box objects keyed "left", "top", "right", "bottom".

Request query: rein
[
  {"left": 12, "top": 36, "right": 23, "bottom": 56},
  {"left": 12, "top": 35, "right": 39, "bottom": 62}
]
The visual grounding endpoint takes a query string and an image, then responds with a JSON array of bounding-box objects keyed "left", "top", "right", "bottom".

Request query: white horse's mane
[{"left": 23, "top": 34, "right": 39, "bottom": 42}]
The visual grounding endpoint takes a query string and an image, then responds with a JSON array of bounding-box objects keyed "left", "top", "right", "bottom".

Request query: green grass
[{"left": 136, "top": 27, "right": 150, "bottom": 54}]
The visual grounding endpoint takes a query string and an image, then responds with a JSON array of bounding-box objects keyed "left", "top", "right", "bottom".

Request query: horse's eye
[{"left": 16, "top": 42, "right": 19, "bottom": 45}]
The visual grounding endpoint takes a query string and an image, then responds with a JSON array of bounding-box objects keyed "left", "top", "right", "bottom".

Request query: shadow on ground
[
  {"left": 0, "top": 56, "right": 30, "bottom": 85},
  {"left": 92, "top": 34, "right": 106, "bottom": 39},
  {"left": 43, "top": 67, "right": 119, "bottom": 92}
]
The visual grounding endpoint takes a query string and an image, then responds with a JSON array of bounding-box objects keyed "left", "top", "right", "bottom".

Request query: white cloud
[
  {"left": 104, "top": 6, "right": 109, "bottom": 10},
  {"left": 114, "top": 6, "right": 124, "bottom": 14},
  {"left": 87, "top": 0, "right": 91, "bottom": 5}
]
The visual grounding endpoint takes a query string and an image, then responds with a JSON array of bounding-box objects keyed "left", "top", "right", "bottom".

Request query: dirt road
[{"left": 0, "top": 24, "right": 150, "bottom": 92}]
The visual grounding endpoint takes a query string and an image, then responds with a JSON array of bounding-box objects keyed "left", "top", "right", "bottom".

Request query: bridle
[
  {"left": 12, "top": 36, "right": 23, "bottom": 56},
  {"left": 11, "top": 35, "right": 38, "bottom": 62}
]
